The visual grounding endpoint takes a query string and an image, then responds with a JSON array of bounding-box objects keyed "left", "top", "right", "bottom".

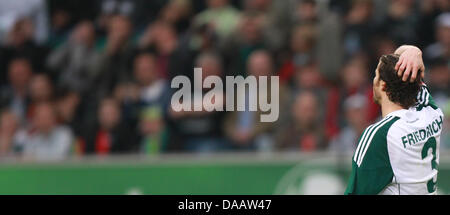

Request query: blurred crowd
[{"left": 0, "top": 0, "right": 449, "bottom": 160}]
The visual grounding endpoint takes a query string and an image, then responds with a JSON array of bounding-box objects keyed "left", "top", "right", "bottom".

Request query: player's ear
[{"left": 380, "top": 80, "right": 387, "bottom": 92}]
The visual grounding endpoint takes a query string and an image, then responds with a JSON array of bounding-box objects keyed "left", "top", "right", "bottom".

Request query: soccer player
[{"left": 345, "top": 45, "right": 444, "bottom": 195}]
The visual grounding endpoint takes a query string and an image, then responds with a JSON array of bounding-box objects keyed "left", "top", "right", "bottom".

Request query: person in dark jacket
[{"left": 83, "top": 98, "right": 139, "bottom": 155}]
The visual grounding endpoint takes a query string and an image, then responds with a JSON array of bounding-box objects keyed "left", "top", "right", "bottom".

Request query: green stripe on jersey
[
  {"left": 357, "top": 116, "right": 399, "bottom": 166},
  {"left": 357, "top": 116, "right": 397, "bottom": 166},
  {"left": 354, "top": 116, "right": 393, "bottom": 164},
  {"left": 345, "top": 116, "right": 400, "bottom": 195}
]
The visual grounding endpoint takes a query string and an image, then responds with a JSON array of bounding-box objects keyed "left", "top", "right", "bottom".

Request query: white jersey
[{"left": 345, "top": 85, "right": 444, "bottom": 195}]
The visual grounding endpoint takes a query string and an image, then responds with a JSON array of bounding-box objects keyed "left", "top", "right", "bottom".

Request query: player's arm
[
  {"left": 345, "top": 117, "right": 399, "bottom": 195},
  {"left": 394, "top": 45, "right": 425, "bottom": 82},
  {"left": 394, "top": 45, "right": 438, "bottom": 108}
]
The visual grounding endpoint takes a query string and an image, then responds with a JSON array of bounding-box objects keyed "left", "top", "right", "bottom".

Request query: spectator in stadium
[
  {"left": 417, "top": 0, "right": 450, "bottom": 48},
  {"left": 293, "top": 60, "right": 325, "bottom": 91},
  {"left": 289, "top": 59, "right": 331, "bottom": 141},
  {"left": 29, "top": 74, "right": 54, "bottom": 104},
  {"left": 276, "top": 91, "right": 326, "bottom": 151},
  {"left": 281, "top": 52, "right": 338, "bottom": 145},
  {"left": 46, "top": 0, "right": 98, "bottom": 48},
  {"left": 294, "top": 0, "right": 320, "bottom": 24},
  {"left": 2, "top": 18, "right": 36, "bottom": 51},
  {"left": 193, "top": 0, "right": 241, "bottom": 41},
  {"left": 96, "top": 0, "right": 165, "bottom": 32},
  {"left": 83, "top": 98, "right": 139, "bottom": 155},
  {"left": 133, "top": 52, "right": 171, "bottom": 106},
  {"left": 139, "top": 106, "right": 168, "bottom": 155},
  {"left": 26, "top": 74, "right": 54, "bottom": 123},
  {"left": 120, "top": 52, "right": 170, "bottom": 155},
  {"left": 0, "top": 18, "right": 49, "bottom": 80},
  {"left": 343, "top": 0, "right": 376, "bottom": 56},
  {"left": 55, "top": 89, "right": 82, "bottom": 138},
  {"left": 329, "top": 94, "right": 369, "bottom": 152},
  {"left": 259, "top": 0, "right": 318, "bottom": 53},
  {"left": 159, "top": 0, "right": 193, "bottom": 34},
  {"left": 325, "top": 54, "right": 379, "bottom": 140},
  {"left": 427, "top": 58, "right": 450, "bottom": 107},
  {"left": 138, "top": 21, "right": 179, "bottom": 80},
  {"left": 167, "top": 17, "right": 220, "bottom": 82},
  {"left": 378, "top": 0, "right": 419, "bottom": 45},
  {"left": 0, "top": 110, "right": 19, "bottom": 156},
  {"left": 222, "top": 11, "right": 268, "bottom": 77},
  {"left": 287, "top": 0, "right": 344, "bottom": 80},
  {"left": 53, "top": 89, "right": 85, "bottom": 156},
  {"left": 0, "top": 0, "right": 49, "bottom": 45},
  {"left": 167, "top": 52, "right": 227, "bottom": 153},
  {"left": 115, "top": 51, "right": 171, "bottom": 130},
  {"left": 112, "top": 81, "right": 140, "bottom": 125},
  {"left": 250, "top": 0, "right": 285, "bottom": 51},
  {"left": 0, "top": 58, "right": 33, "bottom": 124},
  {"left": 424, "top": 12, "right": 450, "bottom": 62},
  {"left": 243, "top": 0, "right": 272, "bottom": 13},
  {"left": 279, "top": 23, "right": 317, "bottom": 83},
  {"left": 46, "top": 21, "right": 99, "bottom": 94},
  {"left": 16, "top": 102, "right": 73, "bottom": 161},
  {"left": 368, "top": 35, "right": 397, "bottom": 72},
  {"left": 92, "top": 15, "right": 134, "bottom": 98},
  {"left": 224, "top": 50, "right": 280, "bottom": 151}
]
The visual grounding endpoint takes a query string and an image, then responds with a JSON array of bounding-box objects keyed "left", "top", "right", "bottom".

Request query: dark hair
[{"left": 378, "top": 54, "right": 421, "bottom": 109}]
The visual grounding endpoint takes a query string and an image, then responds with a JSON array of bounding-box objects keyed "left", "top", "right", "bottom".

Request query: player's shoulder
[
  {"left": 359, "top": 115, "right": 401, "bottom": 147},
  {"left": 369, "top": 115, "right": 401, "bottom": 142},
  {"left": 384, "top": 109, "right": 415, "bottom": 137},
  {"left": 353, "top": 115, "right": 400, "bottom": 167}
]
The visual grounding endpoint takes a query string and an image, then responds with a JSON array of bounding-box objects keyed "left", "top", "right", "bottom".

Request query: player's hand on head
[{"left": 395, "top": 47, "right": 425, "bottom": 83}]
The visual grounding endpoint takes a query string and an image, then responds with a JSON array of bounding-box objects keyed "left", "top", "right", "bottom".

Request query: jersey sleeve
[
  {"left": 416, "top": 84, "right": 438, "bottom": 110},
  {"left": 345, "top": 116, "right": 400, "bottom": 195}
]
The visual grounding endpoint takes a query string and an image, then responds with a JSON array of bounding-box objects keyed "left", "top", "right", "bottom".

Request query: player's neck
[{"left": 380, "top": 98, "right": 404, "bottom": 118}]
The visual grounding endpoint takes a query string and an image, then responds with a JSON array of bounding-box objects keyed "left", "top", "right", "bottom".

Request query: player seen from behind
[{"left": 345, "top": 45, "right": 444, "bottom": 195}]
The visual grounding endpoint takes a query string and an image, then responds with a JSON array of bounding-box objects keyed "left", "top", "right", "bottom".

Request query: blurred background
[{"left": 0, "top": 0, "right": 449, "bottom": 194}]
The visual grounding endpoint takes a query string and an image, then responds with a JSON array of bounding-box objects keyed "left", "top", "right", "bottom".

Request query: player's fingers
[
  {"left": 395, "top": 58, "right": 402, "bottom": 71},
  {"left": 399, "top": 61, "right": 407, "bottom": 75},
  {"left": 410, "top": 65, "right": 418, "bottom": 82},
  {"left": 396, "top": 58, "right": 404, "bottom": 76},
  {"left": 402, "top": 63, "right": 412, "bottom": 82}
]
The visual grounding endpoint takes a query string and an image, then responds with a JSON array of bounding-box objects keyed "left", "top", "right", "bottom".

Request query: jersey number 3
[{"left": 421, "top": 137, "right": 438, "bottom": 193}]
